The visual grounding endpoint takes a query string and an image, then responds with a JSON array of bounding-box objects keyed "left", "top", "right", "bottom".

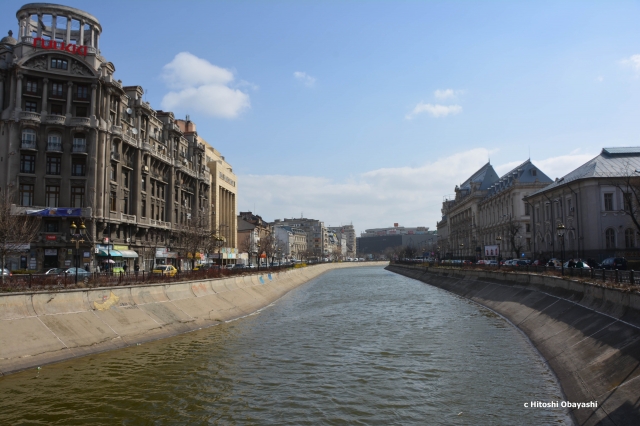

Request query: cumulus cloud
[
  {"left": 238, "top": 148, "right": 491, "bottom": 233},
  {"left": 294, "top": 71, "right": 316, "bottom": 87},
  {"left": 160, "top": 52, "right": 250, "bottom": 119},
  {"left": 621, "top": 54, "right": 640, "bottom": 75},
  {"left": 405, "top": 102, "right": 462, "bottom": 119},
  {"left": 434, "top": 89, "right": 463, "bottom": 99}
]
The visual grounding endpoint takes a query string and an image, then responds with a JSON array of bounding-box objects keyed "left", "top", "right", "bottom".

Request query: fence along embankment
[
  {"left": 0, "top": 262, "right": 387, "bottom": 376},
  {"left": 386, "top": 264, "right": 640, "bottom": 426}
]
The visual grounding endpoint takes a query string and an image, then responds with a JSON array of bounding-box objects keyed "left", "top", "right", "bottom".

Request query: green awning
[{"left": 96, "top": 249, "right": 123, "bottom": 257}]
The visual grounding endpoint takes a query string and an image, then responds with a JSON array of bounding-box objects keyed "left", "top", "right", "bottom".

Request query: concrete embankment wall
[
  {"left": 0, "top": 262, "right": 386, "bottom": 376},
  {"left": 386, "top": 264, "right": 640, "bottom": 426}
]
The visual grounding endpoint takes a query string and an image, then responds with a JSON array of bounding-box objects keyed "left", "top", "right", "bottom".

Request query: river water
[{"left": 0, "top": 266, "right": 572, "bottom": 425}]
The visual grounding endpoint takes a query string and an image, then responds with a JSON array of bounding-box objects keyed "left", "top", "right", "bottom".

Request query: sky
[{"left": 4, "top": 0, "right": 640, "bottom": 235}]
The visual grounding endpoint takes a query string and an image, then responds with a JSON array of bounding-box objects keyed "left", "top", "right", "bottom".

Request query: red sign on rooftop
[{"left": 33, "top": 38, "right": 88, "bottom": 56}]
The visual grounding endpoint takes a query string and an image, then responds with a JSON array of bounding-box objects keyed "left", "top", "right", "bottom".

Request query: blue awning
[{"left": 96, "top": 249, "right": 123, "bottom": 257}]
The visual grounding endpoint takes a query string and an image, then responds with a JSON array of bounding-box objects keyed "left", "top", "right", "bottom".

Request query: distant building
[
  {"left": 357, "top": 224, "right": 437, "bottom": 258},
  {"left": 327, "top": 225, "right": 356, "bottom": 258},
  {"left": 272, "top": 218, "right": 327, "bottom": 258},
  {"left": 273, "top": 225, "right": 307, "bottom": 260}
]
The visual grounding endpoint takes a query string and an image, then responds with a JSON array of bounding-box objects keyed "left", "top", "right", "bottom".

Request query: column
[
  {"left": 0, "top": 75, "right": 4, "bottom": 112},
  {"left": 41, "top": 78, "right": 48, "bottom": 114},
  {"left": 37, "top": 13, "right": 42, "bottom": 38},
  {"left": 51, "top": 15, "right": 57, "bottom": 41},
  {"left": 90, "top": 83, "right": 97, "bottom": 117},
  {"left": 19, "top": 16, "right": 26, "bottom": 40},
  {"left": 79, "top": 20, "right": 84, "bottom": 45},
  {"left": 65, "top": 16, "right": 71, "bottom": 44},
  {"left": 66, "top": 81, "right": 73, "bottom": 115},
  {"left": 15, "top": 73, "right": 23, "bottom": 113}
]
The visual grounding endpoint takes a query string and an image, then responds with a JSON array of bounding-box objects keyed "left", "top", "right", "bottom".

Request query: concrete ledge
[
  {"left": 0, "top": 262, "right": 387, "bottom": 377},
  {"left": 387, "top": 264, "right": 640, "bottom": 426}
]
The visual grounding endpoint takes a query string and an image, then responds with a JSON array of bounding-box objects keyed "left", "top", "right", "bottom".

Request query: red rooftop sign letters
[{"left": 32, "top": 38, "right": 88, "bottom": 56}]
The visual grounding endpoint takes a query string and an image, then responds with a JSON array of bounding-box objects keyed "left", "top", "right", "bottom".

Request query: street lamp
[
  {"left": 214, "top": 235, "right": 225, "bottom": 266},
  {"left": 459, "top": 243, "right": 464, "bottom": 263},
  {"left": 70, "top": 220, "right": 86, "bottom": 285},
  {"left": 557, "top": 223, "right": 566, "bottom": 275},
  {"left": 496, "top": 236, "right": 502, "bottom": 268}
]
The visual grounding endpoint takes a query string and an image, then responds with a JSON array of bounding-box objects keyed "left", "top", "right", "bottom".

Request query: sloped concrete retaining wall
[
  {"left": 0, "top": 262, "right": 386, "bottom": 376},
  {"left": 386, "top": 264, "right": 640, "bottom": 426}
]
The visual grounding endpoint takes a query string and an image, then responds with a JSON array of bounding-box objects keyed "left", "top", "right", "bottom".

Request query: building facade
[
  {"left": 272, "top": 218, "right": 327, "bottom": 258},
  {"left": 327, "top": 225, "right": 356, "bottom": 258},
  {"left": 0, "top": 4, "right": 236, "bottom": 271},
  {"left": 524, "top": 147, "right": 640, "bottom": 262}
]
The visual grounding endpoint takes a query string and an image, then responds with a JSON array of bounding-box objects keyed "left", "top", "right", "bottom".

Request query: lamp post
[
  {"left": 557, "top": 223, "right": 566, "bottom": 275},
  {"left": 496, "top": 236, "right": 502, "bottom": 268},
  {"left": 214, "top": 235, "right": 225, "bottom": 266},
  {"left": 459, "top": 243, "right": 464, "bottom": 263},
  {"left": 70, "top": 221, "right": 86, "bottom": 285}
]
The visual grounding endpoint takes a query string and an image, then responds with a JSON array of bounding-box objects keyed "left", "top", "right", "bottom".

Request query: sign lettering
[{"left": 32, "top": 38, "right": 88, "bottom": 56}]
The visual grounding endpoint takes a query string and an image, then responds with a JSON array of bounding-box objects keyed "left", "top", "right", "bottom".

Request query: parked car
[
  {"left": 45, "top": 268, "right": 65, "bottom": 275},
  {"left": 599, "top": 257, "right": 627, "bottom": 270},
  {"left": 2, "top": 268, "right": 11, "bottom": 276},
  {"left": 515, "top": 260, "right": 529, "bottom": 266},
  {"left": 152, "top": 265, "right": 178, "bottom": 277},
  {"left": 485, "top": 260, "right": 498, "bottom": 266},
  {"left": 224, "top": 264, "right": 235, "bottom": 269},
  {"left": 246, "top": 264, "right": 257, "bottom": 269},
  {"left": 233, "top": 264, "right": 246, "bottom": 269},
  {"left": 63, "top": 267, "right": 91, "bottom": 277},
  {"left": 563, "top": 260, "right": 591, "bottom": 269}
]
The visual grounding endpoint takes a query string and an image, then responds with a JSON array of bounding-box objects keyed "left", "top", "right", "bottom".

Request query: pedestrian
[
  {"left": 123, "top": 263, "right": 128, "bottom": 274},
  {"left": 568, "top": 259, "right": 576, "bottom": 268},
  {"left": 134, "top": 263, "right": 139, "bottom": 273}
]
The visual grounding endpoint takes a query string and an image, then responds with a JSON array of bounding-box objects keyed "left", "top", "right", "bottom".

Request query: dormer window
[
  {"left": 51, "top": 58, "right": 68, "bottom": 70},
  {"left": 531, "top": 169, "right": 537, "bottom": 176}
]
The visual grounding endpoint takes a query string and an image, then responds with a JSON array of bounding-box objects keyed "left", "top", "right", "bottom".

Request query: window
[
  {"left": 151, "top": 181, "right": 155, "bottom": 197},
  {"left": 526, "top": 224, "right": 531, "bottom": 232},
  {"left": 20, "top": 154, "right": 36, "bottom": 173},
  {"left": 46, "top": 156, "right": 61, "bottom": 175},
  {"left": 71, "top": 187, "right": 85, "bottom": 208},
  {"left": 110, "top": 192, "right": 117, "bottom": 211},
  {"left": 51, "top": 58, "right": 67, "bottom": 70},
  {"left": 605, "top": 228, "right": 616, "bottom": 249},
  {"left": 25, "top": 101, "right": 37, "bottom": 112},
  {"left": 22, "top": 128, "right": 36, "bottom": 143},
  {"left": 51, "top": 103, "right": 64, "bottom": 115},
  {"left": 72, "top": 136, "right": 86, "bottom": 153},
  {"left": 625, "top": 228, "right": 635, "bottom": 249},
  {"left": 110, "top": 163, "right": 116, "bottom": 181},
  {"left": 161, "top": 207, "right": 164, "bottom": 221},
  {"left": 531, "top": 169, "right": 537, "bottom": 176},
  {"left": 75, "top": 106, "right": 88, "bottom": 117},
  {"left": 76, "top": 85, "right": 88, "bottom": 99},
  {"left": 71, "top": 159, "right": 85, "bottom": 176},
  {"left": 624, "top": 193, "right": 632, "bottom": 213},
  {"left": 25, "top": 80, "right": 38, "bottom": 93},
  {"left": 19, "top": 184, "right": 34, "bottom": 206},
  {"left": 51, "top": 82, "right": 64, "bottom": 97},
  {"left": 142, "top": 176, "right": 146, "bottom": 191},
  {"left": 123, "top": 197, "right": 128, "bottom": 214},
  {"left": 175, "top": 208, "right": 178, "bottom": 223},
  {"left": 141, "top": 200, "right": 146, "bottom": 217},
  {"left": 45, "top": 185, "right": 59, "bottom": 207},
  {"left": 525, "top": 203, "right": 530, "bottom": 215},
  {"left": 604, "top": 193, "right": 614, "bottom": 211},
  {"left": 123, "top": 171, "right": 129, "bottom": 188},
  {"left": 545, "top": 204, "right": 550, "bottom": 221},
  {"left": 44, "top": 221, "right": 59, "bottom": 232}
]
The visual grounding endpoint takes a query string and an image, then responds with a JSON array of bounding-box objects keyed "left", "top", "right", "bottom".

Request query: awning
[
  {"left": 119, "top": 250, "right": 139, "bottom": 258},
  {"left": 96, "top": 249, "right": 123, "bottom": 257}
]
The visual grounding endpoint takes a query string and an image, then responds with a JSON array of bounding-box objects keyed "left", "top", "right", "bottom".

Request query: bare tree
[
  {"left": 507, "top": 218, "right": 524, "bottom": 259},
  {"left": 610, "top": 165, "right": 640, "bottom": 235},
  {"left": 0, "top": 189, "right": 41, "bottom": 283},
  {"left": 257, "top": 233, "right": 286, "bottom": 265}
]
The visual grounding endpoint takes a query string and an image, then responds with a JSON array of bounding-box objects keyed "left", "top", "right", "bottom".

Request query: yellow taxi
[{"left": 152, "top": 265, "right": 178, "bottom": 277}]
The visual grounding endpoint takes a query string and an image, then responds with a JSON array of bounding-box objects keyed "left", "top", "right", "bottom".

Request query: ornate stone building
[{"left": 0, "top": 4, "right": 235, "bottom": 271}]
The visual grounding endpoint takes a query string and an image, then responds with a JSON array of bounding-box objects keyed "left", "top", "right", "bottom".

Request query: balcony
[
  {"left": 196, "top": 142, "right": 205, "bottom": 151},
  {"left": 72, "top": 142, "right": 87, "bottom": 153},
  {"left": 20, "top": 111, "right": 41, "bottom": 123},
  {"left": 122, "top": 132, "right": 138, "bottom": 147},
  {"left": 120, "top": 213, "right": 137, "bottom": 224},
  {"left": 45, "top": 114, "right": 66, "bottom": 125},
  {"left": 149, "top": 219, "right": 172, "bottom": 229},
  {"left": 111, "top": 125, "right": 123, "bottom": 136},
  {"left": 21, "top": 139, "right": 37, "bottom": 150},
  {"left": 110, "top": 151, "right": 120, "bottom": 161},
  {"left": 70, "top": 117, "right": 91, "bottom": 127},
  {"left": 46, "top": 142, "right": 62, "bottom": 152}
]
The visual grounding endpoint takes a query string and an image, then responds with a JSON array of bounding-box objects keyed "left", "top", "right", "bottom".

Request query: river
[{"left": 0, "top": 266, "right": 572, "bottom": 425}]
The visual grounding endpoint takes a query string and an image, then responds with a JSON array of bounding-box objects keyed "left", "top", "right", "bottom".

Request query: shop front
[{"left": 113, "top": 245, "right": 139, "bottom": 272}]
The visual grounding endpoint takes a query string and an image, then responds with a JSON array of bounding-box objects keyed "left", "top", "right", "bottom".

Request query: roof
[
  {"left": 528, "top": 147, "right": 640, "bottom": 197},
  {"left": 459, "top": 162, "right": 499, "bottom": 191},
  {"left": 484, "top": 159, "right": 552, "bottom": 199}
]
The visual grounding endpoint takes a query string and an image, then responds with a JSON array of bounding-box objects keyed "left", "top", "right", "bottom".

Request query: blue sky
[{"left": 4, "top": 1, "right": 640, "bottom": 233}]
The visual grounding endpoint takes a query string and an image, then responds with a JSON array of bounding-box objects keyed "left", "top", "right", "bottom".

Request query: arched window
[
  {"left": 625, "top": 228, "right": 635, "bottom": 248},
  {"left": 73, "top": 134, "right": 86, "bottom": 153},
  {"left": 605, "top": 228, "right": 616, "bottom": 249},
  {"left": 47, "top": 133, "right": 62, "bottom": 151},
  {"left": 21, "top": 128, "right": 36, "bottom": 149}
]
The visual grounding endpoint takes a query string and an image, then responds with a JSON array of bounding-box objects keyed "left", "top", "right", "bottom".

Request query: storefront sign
[
  {"left": 83, "top": 251, "right": 91, "bottom": 258},
  {"left": 45, "top": 235, "right": 57, "bottom": 241},
  {"left": 32, "top": 38, "right": 88, "bottom": 56},
  {"left": 484, "top": 245, "right": 500, "bottom": 257},
  {"left": 113, "top": 245, "right": 129, "bottom": 251},
  {"left": 44, "top": 249, "right": 58, "bottom": 256}
]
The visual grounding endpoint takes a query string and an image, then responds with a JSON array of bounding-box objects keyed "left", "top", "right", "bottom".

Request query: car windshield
[{"left": 155, "top": 266, "right": 167, "bottom": 271}]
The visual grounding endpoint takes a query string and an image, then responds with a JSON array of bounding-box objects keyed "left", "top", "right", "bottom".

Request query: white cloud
[
  {"left": 621, "top": 54, "right": 640, "bottom": 75},
  {"left": 434, "top": 89, "right": 464, "bottom": 99},
  {"left": 294, "top": 71, "right": 316, "bottom": 87},
  {"left": 238, "top": 148, "right": 490, "bottom": 234},
  {"left": 160, "top": 52, "right": 250, "bottom": 119},
  {"left": 239, "top": 148, "right": 601, "bottom": 235},
  {"left": 405, "top": 102, "right": 462, "bottom": 119}
]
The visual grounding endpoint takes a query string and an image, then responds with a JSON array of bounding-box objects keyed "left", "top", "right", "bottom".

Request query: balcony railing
[
  {"left": 70, "top": 117, "right": 91, "bottom": 127},
  {"left": 45, "top": 114, "right": 66, "bottom": 125},
  {"left": 120, "top": 213, "right": 137, "bottom": 224},
  {"left": 20, "top": 111, "right": 41, "bottom": 123},
  {"left": 46, "top": 142, "right": 62, "bottom": 152},
  {"left": 21, "top": 139, "right": 37, "bottom": 150},
  {"left": 72, "top": 142, "right": 87, "bottom": 153}
]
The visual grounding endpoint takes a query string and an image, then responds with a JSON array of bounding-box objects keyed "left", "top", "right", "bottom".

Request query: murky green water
[{"left": 0, "top": 266, "right": 571, "bottom": 425}]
